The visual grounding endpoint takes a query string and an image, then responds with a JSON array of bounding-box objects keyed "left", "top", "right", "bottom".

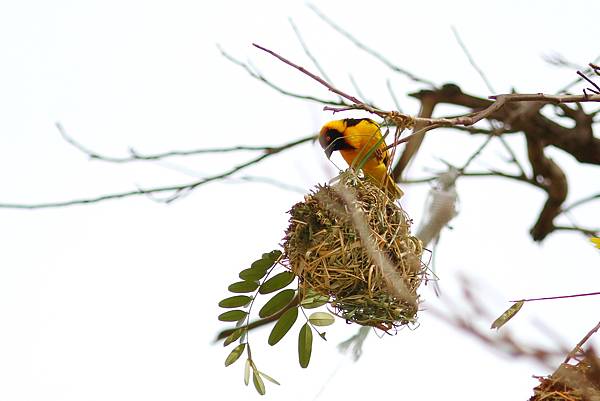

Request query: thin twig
[
  {"left": 288, "top": 18, "right": 335, "bottom": 86},
  {"left": 512, "top": 291, "right": 600, "bottom": 303},
  {"left": 57, "top": 122, "right": 317, "bottom": 163},
  {"left": 561, "top": 192, "right": 600, "bottom": 213},
  {"left": 577, "top": 70, "right": 600, "bottom": 94},
  {"left": 553, "top": 225, "right": 599, "bottom": 237},
  {"left": 386, "top": 79, "right": 402, "bottom": 112},
  {"left": 460, "top": 135, "right": 494, "bottom": 172},
  {"left": 218, "top": 45, "right": 347, "bottom": 106},
  {"left": 557, "top": 55, "right": 600, "bottom": 93},
  {"left": 0, "top": 135, "right": 316, "bottom": 209},
  {"left": 307, "top": 4, "right": 435, "bottom": 87},
  {"left": 349, "top": 74, "right": 373, "bottom": 107},
  {"left": 252, "top": 43, "right": 377, "bottom": 113},
  {"left": 235, "top": 176, "right": 306, "bottom": 193},
  {"left": 563, "top": 320, "right": 600, "bottom": 364},
  {"left": 451, "top": 26, "right": 495, "bottom": 93},
  {"left": 498, "top": 136, "right": 528, "bottom": 177}
]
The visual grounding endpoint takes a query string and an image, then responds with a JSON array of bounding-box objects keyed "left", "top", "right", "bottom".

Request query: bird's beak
[{"left": 319, "top": 128, "right": 334, "bottom": 159}]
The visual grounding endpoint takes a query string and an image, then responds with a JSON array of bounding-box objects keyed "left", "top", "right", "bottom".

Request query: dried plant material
[
  {"left": 283, "top": 170, "right": 425, "bottom": 331},
  {"left": 490, "top": 301, "right": 524, "bottom": 330},
  {"left": 530, "top": 356, "right": 600, "bottom": 401}
]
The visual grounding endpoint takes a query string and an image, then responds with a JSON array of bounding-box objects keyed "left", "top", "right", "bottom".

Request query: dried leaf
[
  {"left": 300, "top": 291, "right": 329, "bottom": 309},
  {"left": 259, "top": 371, "right": 280, "bottom": 385},
  {"left": 252, "top": 369, "right": 266, "bottom": 395},
  {"left": 223, "top": 328, "right": 244, "bottom": 347},
  {"left": 224, "top": 343, "right": 246, "bottom": 367},
  {"left": 244, "top": 359, "right": 251, "bottom": 386},
  {"left": 308, "top": 311, "right": 335, "bottom": 327},
  {"left": 491, "top": 301, "right": 524, "bottom": 330}
]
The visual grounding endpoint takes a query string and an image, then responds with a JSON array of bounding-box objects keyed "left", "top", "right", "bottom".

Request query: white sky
[{"left": 1, "top": 1, "right": 599, "bottom": 400}]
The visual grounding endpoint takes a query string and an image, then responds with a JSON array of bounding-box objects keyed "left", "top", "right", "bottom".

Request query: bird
[{"left": 318, "top": 118, "right": 403, "bottom": 199}]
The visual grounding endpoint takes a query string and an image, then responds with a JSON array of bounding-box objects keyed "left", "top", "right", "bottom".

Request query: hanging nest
[
  {"left": 282, "top": 170, "right": 425, "bottom": 331},
  {"left": 530, "top": 357, "right": 600, "bottom": 401}
]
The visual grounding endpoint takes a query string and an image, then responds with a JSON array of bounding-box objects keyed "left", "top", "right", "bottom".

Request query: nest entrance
[{"left": 283, "top": 171, "right": 424, "bottom": 330}]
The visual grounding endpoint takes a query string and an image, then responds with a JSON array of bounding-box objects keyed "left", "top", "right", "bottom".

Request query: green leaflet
[
  {"left": 259, "top": 271, "right": 295, "bottom": 294},
  {"left": 239, "top": 268, "right": 267, "bottom": 281},
  {"left": 218, "top": 310, "right": 248, "bottom": 322},
  {"left": 298, "top": 323, "right": 313, "bottom": 368},
  {"left": 223, "top": 328, "right": 244, "bottom": 347},
  {"left": 227, "top": 281, "right": 259, "bottom": 293},
  {"left": 224, "top": 343, "right": 246, "bottom": 367},
  {"left": 258, "top": 289, "right": 296, "bottom": 318},
  {"left": 252, "top": 369, "right": 266, "bottom": 395},
  {"left": 268, "top": 306, "right": 299, "bottom": 346},
  {"left": 218, "top": 295, "right": 252, "bottom": 308}
]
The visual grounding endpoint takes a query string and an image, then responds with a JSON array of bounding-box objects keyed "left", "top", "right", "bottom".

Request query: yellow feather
[{"left": 319, "top": 119, "right": 403, "bottom": 199}]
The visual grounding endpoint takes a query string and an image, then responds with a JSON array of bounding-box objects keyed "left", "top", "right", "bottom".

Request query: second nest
[{"left": 283, "top": 171, "right": 425, "bottom": 331}]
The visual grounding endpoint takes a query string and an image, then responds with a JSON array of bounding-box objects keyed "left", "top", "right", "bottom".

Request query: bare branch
[
  {"left": 253, "top": 43, "right": 600, "bottom": 139},
  {"left": 307, "top": 4, "right": 436, "bottom": 87},
  {"left": 288, "top": 18, "right": 335, "bottom": 86},
  {"left": 0, "top": 135, "right": 316, "bottom": 209},
  {"left": 252, "top": 43, "right": 379, "bottom": 114},
  {"left": 459, "top": 135, "right": 495, "bottom": 171},
  {"left": 512, "top": 291, "right": 600, "bottom": 303},
  {"left": 556, "top": 55, "right": 600, "bottom": 93},
  {"left": 349, "top": 74, "right": 373, "bottom": 107},
  {"left": 235, "top": 176, "right": 306, "bottom": 193},
  {"left": 562, "top": 192, "right": 600, "bottom": 213},
  {"left": 451, "top": 26, "right": 495, "bottom": 93},
  {"left": 386, "top": 79, "right": 403, "bottom": 112},
  {"left": 563, "top": 320, "right": 600, "bottom": 364},
  {"left": 553, "top": 225, "right": 599, "bottom": 237},
  {"left": 218, "top": 45, "right": 347, "bottom": 106},
  {"left": 57, "top": 122, "right": 317, "bottom": 163},
  {"left": 498, "top": 135, "right": 528, "bottom": 177}
]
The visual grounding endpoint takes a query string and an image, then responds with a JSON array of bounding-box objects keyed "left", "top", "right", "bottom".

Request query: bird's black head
[{"left": 319, "top": 120, "right": 354, "bottom": 158}]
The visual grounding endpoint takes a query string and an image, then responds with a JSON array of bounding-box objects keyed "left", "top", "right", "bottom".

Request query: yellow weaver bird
[{"left": 319, "top": 118, "right": 403, "bottom": 199}]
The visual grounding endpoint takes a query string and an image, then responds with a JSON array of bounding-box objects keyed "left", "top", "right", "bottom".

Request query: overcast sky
[{"left": 1, "top": 1, "right": 599, "bottom": 400}]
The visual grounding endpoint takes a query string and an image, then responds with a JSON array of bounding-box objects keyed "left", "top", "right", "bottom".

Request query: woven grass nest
[
  {"left": 283, "top": 170, "right": 425, "bottom": 331},
  {"left": 530, "top": 357, "right": 600, "bottom": 401}
]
